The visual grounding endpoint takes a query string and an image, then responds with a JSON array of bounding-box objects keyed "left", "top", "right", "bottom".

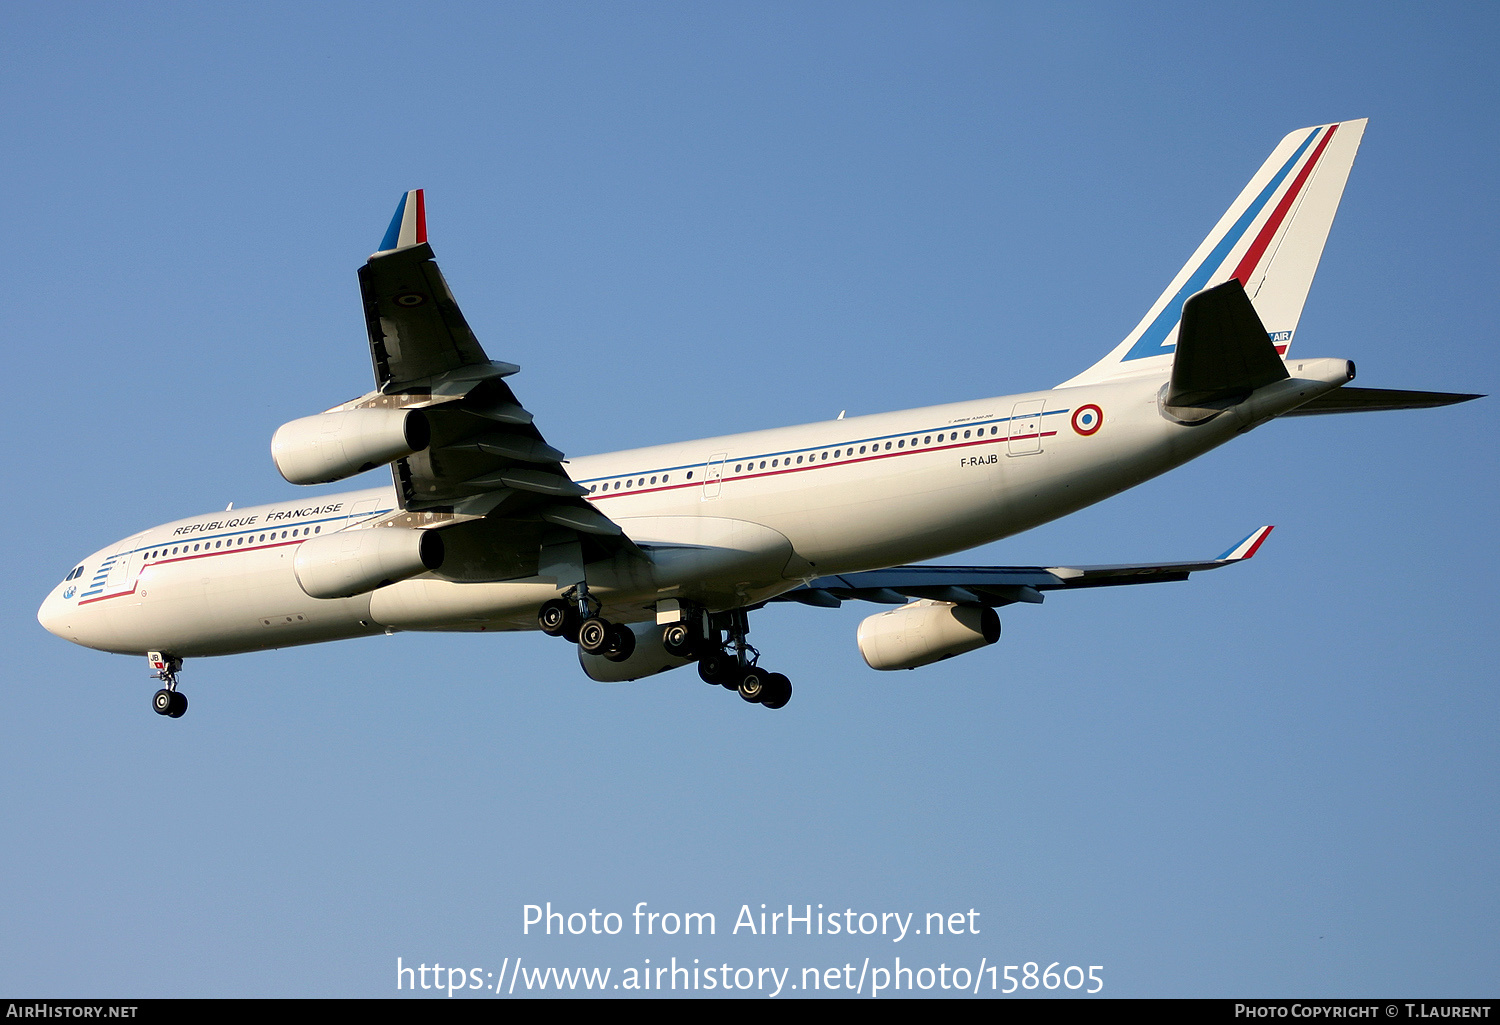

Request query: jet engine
[
  {"left": 577, "top": 622, "right": 695, "bottom": 682},
  {"left": 271, "top": 408, "right": 430, "bottom": 485},
  {"left": 293, "top": 527, "right": 444, "bottom": 600},
  {"left": 856, "top": 599, "right": 1001, "bottom": 671}
]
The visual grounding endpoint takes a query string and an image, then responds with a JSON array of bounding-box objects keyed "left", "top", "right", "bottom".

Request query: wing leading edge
[
  {"left": 774, "top": 527, "right": 1275, "bottom": 609},
  {"left": 333, "top": 190, "right": 634, "bottom": 563}
]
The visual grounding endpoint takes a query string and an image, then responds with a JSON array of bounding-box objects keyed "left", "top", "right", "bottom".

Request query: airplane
[{"left": 37, "top": 118, "right": 1480, "bottom": 717}]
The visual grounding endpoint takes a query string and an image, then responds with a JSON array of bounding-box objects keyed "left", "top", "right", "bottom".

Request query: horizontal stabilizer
[
  {"left": 1164, "top": 280, "right": 1288, "bottom": 413},
  {"left": 1280, "top": 386, "right": 1484, "bottom": 416}
]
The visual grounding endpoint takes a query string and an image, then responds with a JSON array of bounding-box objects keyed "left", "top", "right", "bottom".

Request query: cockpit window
[{"left": 64, "top": 565, "right": 83, "bottom": 581}]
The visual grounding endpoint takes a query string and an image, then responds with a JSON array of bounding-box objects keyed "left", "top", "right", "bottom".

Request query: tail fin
[{"left": 1060, "top": 120, "right": 1367, "bottom": 388}]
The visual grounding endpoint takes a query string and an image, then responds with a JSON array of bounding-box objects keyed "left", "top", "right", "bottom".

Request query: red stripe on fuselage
[
  {"left": 588, "top": 431, "right": 1058, "bottom": 502},
  {"left": 75, "top": 539, "right": 305, "bottom": 605}
]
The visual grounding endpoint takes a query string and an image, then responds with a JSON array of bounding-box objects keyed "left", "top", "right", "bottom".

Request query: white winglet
[{"left": 1217, "top": 525, "right": 1275, "bottom": 562}]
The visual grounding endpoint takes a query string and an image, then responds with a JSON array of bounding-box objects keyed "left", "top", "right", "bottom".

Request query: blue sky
[{"left": 3, "top": 2, "right": 1496, "bottom": 998}]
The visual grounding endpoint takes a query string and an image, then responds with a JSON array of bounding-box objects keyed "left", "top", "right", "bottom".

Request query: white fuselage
[{"left": 37, "top": 359, "right": 1351, "bottom": 659}]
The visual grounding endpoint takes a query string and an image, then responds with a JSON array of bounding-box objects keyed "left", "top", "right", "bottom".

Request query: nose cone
[{"left": 38, "top": 588, "right": 72, "bottom": 640}]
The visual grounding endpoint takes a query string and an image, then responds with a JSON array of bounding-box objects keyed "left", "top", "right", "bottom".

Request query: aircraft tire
[
  {"left": 603, "top": 624, "right": 636, "bottom": 662},
  {"left": 738, "top": 667, "right": 771, "bottom": 704},
  {"left": 661, "top": 622, "right": 698, "bottom": 658},
  {"left": 537, "top": 600, "right": 572, "bottom": 637},
  {"left": 760, "top": 673, "right": 792, "bottom": 710},
  {"left": 152, "top": 689, "right": 174, "bottom": 716},
  {"left": 577, "top": 617, "right": 612, "bottom": 655},
  {"left": 698, "top": 652, "right": 735, "bottom": 685},
  {"left": 168, "top": 692, "right": 188, "bottom": 718}
]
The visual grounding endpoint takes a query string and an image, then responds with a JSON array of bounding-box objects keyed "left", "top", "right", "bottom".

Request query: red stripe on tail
[{"left": 1231, "top": 125, "right": 1339, "bottom": 287}]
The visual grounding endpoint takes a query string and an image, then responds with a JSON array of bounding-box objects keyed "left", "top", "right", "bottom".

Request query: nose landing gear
[{"left": 148, "top": 651, "right": 187, "bottom": 718}]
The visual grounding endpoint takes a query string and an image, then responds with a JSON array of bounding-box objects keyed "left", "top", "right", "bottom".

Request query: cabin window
[
  {"left": 964, "top": 430, "right": 971, "bottom": 439},
  {"left": 686, "top": 471, "right": 694, "bottom": 480}
]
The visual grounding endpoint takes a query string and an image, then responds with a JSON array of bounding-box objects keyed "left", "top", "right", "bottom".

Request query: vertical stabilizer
[{"left": 1059, "top": 120, "right": 1367, "bottom": 388}]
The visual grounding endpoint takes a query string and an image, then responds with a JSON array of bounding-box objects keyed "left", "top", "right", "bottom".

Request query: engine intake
[
  {"left": 271, "top": 408, "right": 430, "bottom": 485},
  {"left": 294, "top": 527, "right": 444, "bottom": 600},
  {"left": 857, "top": 599, "right": 1000, "bottom": 671}
]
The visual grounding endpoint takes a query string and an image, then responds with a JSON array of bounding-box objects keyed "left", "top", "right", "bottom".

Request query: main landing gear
[
  {"left": 538, "top": 586, "right": 636, "bottom": 663},
  {"left": 538, "top": 595, "right": 793, "bottom": 709},
  {"left": 148, "top": 651, "right": 188, "bottom": 718},
  {"left": 690, "top": 608, "right": 793, "bottom": 710}
]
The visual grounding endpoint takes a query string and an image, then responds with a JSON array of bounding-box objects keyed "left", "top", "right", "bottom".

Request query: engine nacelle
[
  {"left": 577, "top": 622, "right": 694, "bottom": 682},
  {"left": 271, "top": 408, "right": 430, "bottom": 485},
  {"left": 856, "top": 599, "right": 1000, "bottom": 671},
  {"left": 294, "top": 527, "right": 444, "bottom": 600}
]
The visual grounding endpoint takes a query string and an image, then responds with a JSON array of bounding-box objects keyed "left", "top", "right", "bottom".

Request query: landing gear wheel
[
  {"left": 152, "top": 689, "right": 174, "bottom": 716},
  {"left": 738, "top": 666, "right": 772, "bottom": 704},
  {"left": 167, "top": 692, "right": 188, "bottom": 718},
  {"left": 538, "top": 599, "right": 575, "bottom": 637},
  {"left": 760, "top": 673, "right": 792, "bottom": 710},
  {"left": 602, "top": 624, "right": 637, "bottom": 662},
  {"left": 698, "top": 652, "right": 737, "bottom": 686},
  {"left": 577, "top": 617, "right": 613, "bottom": 655},
  {"left": 662, "top": 621, "right": 700, "bottom": 658}
]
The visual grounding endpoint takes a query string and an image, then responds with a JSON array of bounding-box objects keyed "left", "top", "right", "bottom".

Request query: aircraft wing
[
  {"left": 773, "top": 526, "right": 1274, "bottom": 608},
  {"left": 347, "top": 191, "right": 629, "bottom": 551}
]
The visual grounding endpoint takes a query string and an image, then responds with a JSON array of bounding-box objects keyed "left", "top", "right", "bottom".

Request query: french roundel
[{"left": 1071, "top": 404, "right": 1102, "bottom": 436}]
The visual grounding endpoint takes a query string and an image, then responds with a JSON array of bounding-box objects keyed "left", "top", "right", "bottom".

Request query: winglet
[
  {"left": 1217, "top": 525, "right": 1274, "bottom": 562},
  {"left": 377, "top": 189, "right": 427, "bottom": 253}
]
